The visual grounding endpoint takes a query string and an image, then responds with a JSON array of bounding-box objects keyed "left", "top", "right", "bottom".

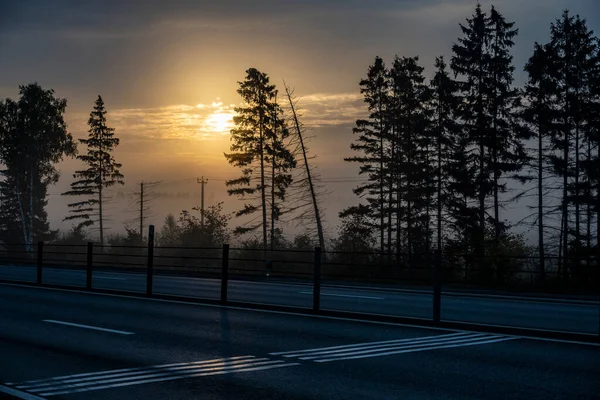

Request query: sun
[{"left": 205, "top": 112, "right": 234, "bottom": 134}]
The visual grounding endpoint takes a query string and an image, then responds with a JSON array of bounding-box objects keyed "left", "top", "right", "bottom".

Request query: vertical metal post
[
  {"left": 146, "top": 225, "right": 155, "bottom": 296},
  {"left": 37, "top": 241, "right": 43, "bottom": 285},
  {"left": 86, "top": 242, "right": 93, "bottom": 290},
  {"left": 313, "top": 247, "right": 322, "bottom": 312},
  {"left": 433, "top": 249, "right": 442, "bottom": 324},
  {"left": 221, "top": 244, "right": 229, "bottom": 304}
]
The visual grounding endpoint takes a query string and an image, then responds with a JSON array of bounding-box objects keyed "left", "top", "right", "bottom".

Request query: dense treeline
[{"left": 342, "top": 6, "right": 599, "bottom": 286}]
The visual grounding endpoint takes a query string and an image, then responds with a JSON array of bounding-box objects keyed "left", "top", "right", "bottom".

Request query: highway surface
[
  {"left": 1, "top": 284, "right": 599, "bottom": 400},
  {"left": 0, "top": 265, "right": 598, "bottom": 335}
]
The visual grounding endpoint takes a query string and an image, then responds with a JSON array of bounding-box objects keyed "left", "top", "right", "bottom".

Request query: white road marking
[
  {"left": 0, "top": 385, "right": 47, "bottom": 400},
  {"left": 10, "top": 356, "right": 300, "bottom": 397},
  {"left": 298, "top": 334, "right": 490, "bottom": 360},
  {"left": 42, "top": 320, "right": 134, "bottom": 335},
  {"left": 271, "top": 332, "right": 517, "bottom": 362},
  {"left": 7, "top": 283, "right": 597, "bottom": 346},
  {"left": 16, "top": 356, "right": 257, "bottom": 388},
  {"left": 314, "top": 337, "right": 515, "bottom": 362},
  {"left": 298, "top": 291, "right": 384, "bottom": 300},
  {"left": 271, "top": 332, "right": 471, "bottom": 356}
]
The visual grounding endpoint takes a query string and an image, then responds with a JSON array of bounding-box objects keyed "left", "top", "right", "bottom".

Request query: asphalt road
[
  {"left": 0, "top": 265, "right": 598, "bottom": 335},
  {"left": 1, "top": 284, "right": 599, "bottom": 400}
]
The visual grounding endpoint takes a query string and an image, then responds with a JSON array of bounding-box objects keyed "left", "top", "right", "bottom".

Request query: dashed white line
[
  {"left": 298, "top": 291, "right": 384, "bottom": 300},
  {"left": 42, "top": 320, "right": 134, "bottom": 335}
]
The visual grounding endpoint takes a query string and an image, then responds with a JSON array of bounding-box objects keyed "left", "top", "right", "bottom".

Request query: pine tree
[
  {"left": 543, "top": 12, "right": 599, "bottom": 271},
  {"left": 224, "top": 68, "right": 296, "bottom": 251},
  {"left": 451, "top": 5, "right": 527, "bottom": 276},
  {"left": 63, "top": 95, "right": 124, "bottom": 247},
  {"left": 388, "top": 56, "right": 433, "bottom": 258},
  {"left": 430, "top": 56, "right": 460, "bottom": 253},
  {"left": 522, "top": 42, "right": 557, "bottom": 282},
  {"left": 451, "top": 3, "right": 492, "bottom": 258},
  {"left": 344, "top": 56, "right": 389, "bottom": 255},
  {"left": 486, "top": 6, "right": 529, "bottom": 247}
]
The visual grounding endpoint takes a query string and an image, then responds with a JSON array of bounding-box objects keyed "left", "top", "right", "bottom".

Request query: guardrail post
[
  {"left": 146, "top": 225, "right": 155, "bottom": 296},
  {"left": 313, "top": 247, "right": 322, "bottom": 312},
  {"left": 86, "top": 242, "right": 93, "bottom": 290},
  {"left": 221, "top": 244, "right": 229, "bottom": 304},
  {"left": 37, "top": 241, "right": 43, "bottom": 285},
  {"left": 433, "top": 249, "right": 442, "bottom": 324}
]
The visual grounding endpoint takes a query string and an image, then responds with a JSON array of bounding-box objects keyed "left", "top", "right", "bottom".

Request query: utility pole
[
  {"left": 131, "top": 181, "right": 161, "bottom": 239},
  {"left": 197, "top": 177, "right": 208, "bottom": 228}
]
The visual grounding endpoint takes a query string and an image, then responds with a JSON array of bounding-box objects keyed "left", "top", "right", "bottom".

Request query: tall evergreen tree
[
  {"left": 345, "top": 56, "right": 389, "bottom": 254},
  {"left": 388, "top": 56, "right": 433, "bottom": 257},
  {"left": 544, "top": 12, "right": 599, "bottom": 270},
  {"left": 430, "top": 56, "right": 460, "bottom": 252},
  {"left": 486, "top": 6, "right": 529, "bottom": 246},
  {"left": 63, "top": 95, "right": 124, "bottom": 247},
  {"left": 224, "top": 68, "right": 295, "bottom": 251},
  {"left": 451, "top": 5, "right": 527, "bottom": 270},
  {"left": 451, "top": 3, "right": 492, "bottom": 257},
  {"left": 522, "top": 42, "right": 557, "bottom": 282},
  {"left": 0, "top": 83, "right": 76, "bottom": 250}
]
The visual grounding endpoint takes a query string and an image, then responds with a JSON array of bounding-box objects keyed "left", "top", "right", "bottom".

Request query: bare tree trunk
[
  {"left": 437, "top": 121, "right": 442, "bottom": 252},
  {"left": 29, "top": 167, "right": 34, "bottom": 248},
  {"left": 562, "top": 129, "right": 569, "bottom": 278},
  {"left": 575, "top": 120, "right": 580, "bottom": 257},
  {"left": 283, "top": 83, "right": 325, "bottom": 253},
  {"left": 14, "top": 185, "right": 29, "bottom": 249},
  {"left": 259, "top": 109, "right": 268, "bottom": 254},
  {"left": 586, "top": 139, "right": 591, "bottom": 252},
  {"left": 270, "top": 95, "right": 277, "bottom": 252},
  {"left": 387, "top": 126, "right": 394, "bottom": 264},
  {"left": 538, "top": 120, "right": 545, "bottom": 282}
]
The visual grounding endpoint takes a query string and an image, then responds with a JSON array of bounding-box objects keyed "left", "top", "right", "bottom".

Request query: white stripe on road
[
  {"left": 298, "top": 291, "right": 384, "bottom": 300},
  {"left": 33, "top": 359, "right": 281, "bottom": 394},
  {"left": 314, "top": 337, "right": 515, "bottom": 362},
  {"left": 16, "top": 356, "right": 257, "bottom": 389},
  {"left": 11, "top": 356, "right": 300, "bottom": 397},
  {"left": 42, "top": 320, "right": 134, "bottom": 335},
  {"left": 270, "top": 332, "right": 471, "bottom": 356},
  {"left": 296, "top": 333, "right": 486, "bottom": 359},
  {"left": 0, "top": 385, "right": 47, "bottom": 400},
  {"left": 300, "top": 334, "right": 502, "bottom": 360},
  {"left": 271, "top": 332, "right": 517, "bottom": 362},
  {"left": 15, "top": 356, "right": 262, "bottom": 391},
  {"left": 40, "top": 362, "right": 300, "bottom": 397}
]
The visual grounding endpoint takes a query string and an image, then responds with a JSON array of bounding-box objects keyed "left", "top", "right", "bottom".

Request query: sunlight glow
[{"left": 204, "top": 111, "right": 235, "bottom": 134}]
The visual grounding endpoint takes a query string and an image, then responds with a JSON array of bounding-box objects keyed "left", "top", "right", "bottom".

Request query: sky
[{"left": 0, "top": 0, "right": 598, "bottom": 243}]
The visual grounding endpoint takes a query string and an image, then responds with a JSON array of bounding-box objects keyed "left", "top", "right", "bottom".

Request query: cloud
[{"left": 64, "top": 93, "right": 365, "bottom": 147}]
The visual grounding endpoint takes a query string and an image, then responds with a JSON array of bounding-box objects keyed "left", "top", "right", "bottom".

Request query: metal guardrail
[{"left": 0, "top": 226, "right": 598, "bottom": 340}]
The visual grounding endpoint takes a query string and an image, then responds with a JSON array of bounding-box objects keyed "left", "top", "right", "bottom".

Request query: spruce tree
[
  {"left": 388, "top": 56, "right": 433, "bottom": 257},
  {"left": 451, "top": 3, "right": 492, "bottom": 257},
  {"left": 63, "top": 95, "right": 124, "bottom": 247},
  {"left": 544, "top": 12, "right": 599, "bottom": 270},
  {"left": 522, "top": 42, "right": 557, "bottom": 282},
  {"left": 345, "top": 56, "right": 389, "bottom": 255},
  {"left": 224, "top": 68, "right": 295, "bottom": 251},
  {"left": 430, "top": 56, "right": 460, "bottom": 252},
  {"left": 451, "top": 4, "right": 527, "bottom": 273}
]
